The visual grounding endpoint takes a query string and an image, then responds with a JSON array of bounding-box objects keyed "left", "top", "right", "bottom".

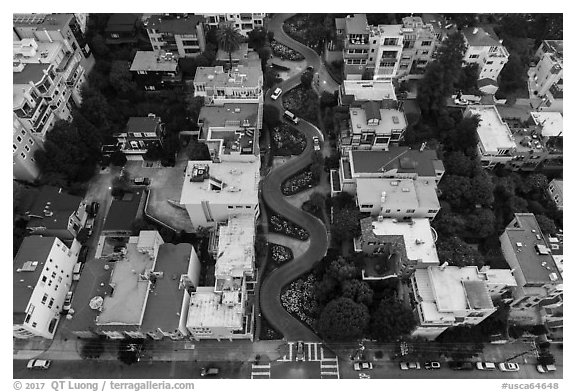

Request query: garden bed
[
  {"left": 281, "top": 273, "right": 319, "bottom": 330},
  {"left": 269, "top": 243, "right": 294, "bottom": 268},
  {"left": 270, "top": 40, "right": 304, "bottom": 61},
  {"left": 282, "top": 85, "right": 320, "bottom": 125},
  {"left": 269, "top": 213, "right": 309, "bottom": 240},
  {"left": 271, "top": 123, "right": 307, "bottom": 156},
  {"left": 282, "top": 168, "right": 314, "bottom": 195}
]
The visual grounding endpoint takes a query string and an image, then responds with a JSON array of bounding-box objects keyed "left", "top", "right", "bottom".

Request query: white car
[
  {"left": 536, "top": 364, "right": 556, "bottom": 373},
  {"left": 271, "top": 88, "right": 282, "bottom": 100},
  {"left": 476, "top": 362, "right": 496, "bottom": 370},
  {"left": 354, "top": 362, "right": 373, "bottom": 371},
  {"left": 312, "top": 136, "right": 321, "bottom": 151},
  {"left": 499, "top": 362, "right": 520, "bottom": 372},
  {"left": 400, "top": 362, "right": 420, "bottom": 370},
  {"left": 27, "top": 359, "right": 51, "bottom": 370}
]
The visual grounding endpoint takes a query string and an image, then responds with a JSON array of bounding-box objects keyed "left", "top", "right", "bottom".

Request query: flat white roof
[
  {"left": 350, "top": 107, "right": 406, "bottom": 134},
  {"left": 530, "top": 112, "right": 563, "bottom": 137},
  {"left": 371, "top": 218, "right": 439, "bottom": 263},
  {"left": 180, "top": 160, "right": 260, "bottom": 206},
  {"left": 428, "top": 266, "right": 493, "bottom": 312},
  {"left": 467, "top": 105, "right": 516, "bottom": 153},
  {"left": 214, "top": 216, "right": 254, "bottom": 278},
  {"left": 481, "top": 268, "right": 518, "bottom": 287},
  {"left": 356, "top": 178, "right": 439, "bottom": 210},
  {"left": 186, "top": 287, "right": 243, "bottom": 329},
  {"left": 343, "top": 80, "right": 397, "bottom": 101}
]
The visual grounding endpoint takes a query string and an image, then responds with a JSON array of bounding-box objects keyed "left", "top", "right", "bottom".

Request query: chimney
[{"left": 472, "top": 27, "right": 478, "bottom": 34}]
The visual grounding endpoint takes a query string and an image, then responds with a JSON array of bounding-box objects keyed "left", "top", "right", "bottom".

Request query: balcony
[{"left": 56, "top": 52, "right": 74, "bottom": 72}]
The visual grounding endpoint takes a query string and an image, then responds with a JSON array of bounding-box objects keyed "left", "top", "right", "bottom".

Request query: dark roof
[
  {"left": 362, "top": 253, "right": 401, "bottom": 279},
  {"left": 462, "top": 280, "right": 493, "bottom": 309},
  {"left": 542, "top": 40, "right": 563, "bottom": 57},
  {"left": 13, "top": 13, "right": 73, "bottom": 31},
  {"left": 13, "top": 236, "right": 56, "bottom": 313},
  {"left": 463, "top": 27, "right": 502, "bottom": 47},
  {"left": 140, "top": 243, "right": 193, "bottom": 333},
  {"left": 147, "top": 14, "right": 205, "bottom": 35},
  {"left": 27, "top": 186, "right": 82, "bottom": 230},
  {"left": 362, "top": 101, "right": 381, "bottom": 121},
  {"left": 351, "top": 147, "right": 442, "bottom": 177},
  {"left": 13, "top": 63, "right": 50, "bottom": 85},
  {"left": 345, "top": 14, "right": 368, "bottom": 35},
  {"left": 105, "top": 14, "right": 139, "bottom": 32},
  {"left": 103, "top": 191, "right": 144, "bottom": 232},
  {"left": 127, "top": 116, "right": 162, "bottom": 134},
  {"left": 478, "top": 78, "right": 498, "bottom": 88}
]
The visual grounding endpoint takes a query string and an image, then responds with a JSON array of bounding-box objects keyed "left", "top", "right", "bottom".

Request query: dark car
[
  {"left": 306, "top": 66, "right": 314, "bottom": 72},
  {"left": 90, "top": 201, "right": 100, "bottom": 217},
  {"left": 200, "top": 367, "right": 220, "bottom": 377},
  {"left": 448, "top": 361, "right": 474, "bottom": 370},
  {"left": 78, "top": 245, "right": 89, "bottom": 264}
]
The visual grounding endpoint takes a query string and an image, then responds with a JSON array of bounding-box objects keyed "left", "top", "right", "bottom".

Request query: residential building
[
  {"left": 462, "top": 27, "right": 509, "bottom": 81},
  {"left": 197, "top": 104, "right": 261, "bottom": 161},
  {"left": 547, "top": 179, "right": 563, "bottom": 211},
  {"left": 396, "top": 16, "right": 441, "bottom": 79},
  {"left": 186, "top": 216, "right": 257, "bottom": 340},
  {"left": 13, "top": 38, "right": 86, "bottom": 142},
  {"left": 333, "top": 147, "right": 444, "bottom": 196},
  {"left": 101, "top": 191, "right": 144, "bottom": 235},
  {"left": 477, "top": 78, "right": 499, "bottom": 95},
  {"left": 193, "top": 65, "right": 263, "bottom": 106},
  {"left": 356, "top": 178, "right": 440, "bottom": 219},
  {"left": 338, "top": 79, "right": 396, "bottom": 106},
  {"left": 26, "top": 186, "right": 89, "bottom": 242},
  {"left": 500, "top": 214, "right": 563, "bottom": 326},
  {"left": 105, "top": 14, "right": 139, "bottom": 44},
  {"left": 464, "top": 105, "right": 517, "bottom": 169},
  {"left": 502, "top": 111, "right": 563, "bottom": 172},
  {"left": 529, "top": 40, "right": 563, "bottom": 111},
  {"left": 73, "top": 13, "right": 88, "bottom": 33},
  {"left": 113, "top": 114, "right": 165, "bottom": 158},
  {"left": 13, "top": 114, "right": 42, "bottom": 182},
  {"left": 409, "top": 265, "right": 516, "bottom": 340},
  {"left": 203, "top": 13, "right": 266, "bottom": 36},
  {"left": 180, "top": 160, "right": 260, "bottom": 229},
  {"left": 130, "top": 50, "right": 182, "bottom": 91},
  {"left": 14, "top": 236, "right": 79, "bottom": 339},
  {"left": 68, "top": 231, "right": 201, "bottom": 340},
  {"left": 145, "top": 14, "right": 206, "bottom": 58}
]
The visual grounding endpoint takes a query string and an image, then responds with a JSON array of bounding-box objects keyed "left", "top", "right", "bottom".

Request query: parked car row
[{"left": 399, "top": 361, "right": 522, "bottom": 372}]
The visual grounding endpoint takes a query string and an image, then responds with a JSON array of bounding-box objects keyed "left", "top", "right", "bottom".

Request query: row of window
[{"left": 228, "top": 205, "right": 253, "bottom": 209}]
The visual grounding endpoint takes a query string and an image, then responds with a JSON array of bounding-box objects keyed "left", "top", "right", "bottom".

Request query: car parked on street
[
  {"left": 271, "top": 88, "right": 282, "bottom": 100},
  {"left": 284, "top": 110, "right": 299, "bottom": 124},
  {"left": 90, "top": 201, "right": 100, "bottom": 217},
  {"left": 27, "top": 359, "right": 51, "bottom": 370},
  {"left": 133, "top": 177, "right": 151, "bottom": 186},
  {"left": 476, "top": 362, "right": 497, "bottom": 370},
  {"left": 296, "top": 341, "right": 305, "bottom": 361},
  {"left": 62, "top": 291, "right": 74, "bottom": 312},
  {"left": 400, "top": 362, "right": 421, "bottom": 370},
  {"left": 354, "top": 362, "right": 373, "bottom": 371},
  {"left": 200, "top": 367, "right": 220, "bottom": 377},
  {"left": 448, "top": 361, "right": 474, "bottom": 370},
  {"left": 536, "top": 364, "right": 556, "bottom": 373},
  {"left": 499, "top": 362, "right": 520, "bottom": 372},
  {"left": 312, "top": 136, "right": 320, "bottom": 151},
  {"left": 78, "top": 245, "right": 89, "bottom": 264},
  {"left": 424, "top": 361, "right": 441, "bottom": 369}
]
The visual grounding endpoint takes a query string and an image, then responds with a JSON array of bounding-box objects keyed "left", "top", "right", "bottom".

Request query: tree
[
  {"left": 317, "top": 297, "right": 369, "bottom": 341},
  {"left": 187, "top": 139, "right": 211, "bottom": 161},
  {"left": 535, "top": 214, "right": 557, "bottom": 236},
  {"left": 437, "top": 236, "right": 484, "bottom": 267},
  {"left": 80, "top": 338, "right": 105, "bottom": 359},
  {"left": 433, "top": 211, "right": 467, "bottom": 237},
  {"left": 247, "top": 27, "right": 268, "bottom": 51},
  {"left": 80, "top": 86, "right": 113, "bottom": 133},
  {"left": 307, "top": 192, "right": 326, "bottom": 215},
  {"left": 320, "top": 91, "right": 338, "bottom": 109},
  {"left": 525, "top": 173, "right": 549, "bottom": 194},
  {"left": 439, "top": 175, "right": 473, "bottom": 211},
  {"left": 466, "top": 208, "right": 496, "bottom": 238},
  {"left": 499, "top": 53, "right": 527, "bottom": 94},
  {"left": 341, "top": 280, "right": 374, "bottom": 306},
  {"left": 117, "top": 339, "right": 143, "bottom": 365},
  {"left": 455, "top": 63, "right": 480, "bottom": 93},
  {"left": 109, "top": 60, "right": 137, "bottom": 96},
  {"left": 370, "top": 299, "right": 416, "bottom": 342},
  {"left": 263, "top": 66, "right": 281, "bottom": 89},
  {"left": 216, "top": 24, "right": 242, "bottom": 70},
  {"left": 331, "top": 208, "right": 362, "bottom": 241},
  {"left": 326, "top": 256, "right": 359, "bottom": 283},
  {"left": 468, "top": 171, "right": 495, "bottom": 207},
  {"left": 263, "top": 104, "right": 281, "bottom": 129},
  {"left": 110, "top": 151, "right": 127, "bottom": 167},
  {"left": 300, "top": 69, "right": 314, "bottom": 89},
  {"left": 444, "top": 151, "right": 476, "bottom": 177},
  {"left": 447, "top": 116, "right": 480, "bottom": 154}
]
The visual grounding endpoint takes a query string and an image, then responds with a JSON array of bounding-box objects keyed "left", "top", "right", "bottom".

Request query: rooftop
[
  {"left": 542, "top": 40, "right": 563, "bottom": 59},
  {"left": 462, "top": 26, "right": 502, "bottom": 47},
  {"left": 214, "top": 216, "right": 255, "bottom": 278},
  {"left": 102, "top": 191, "right": 144, "bottom": 232},
  {"left": 216, "top": 43, "right": 249, "bottom": 62},
  {"left": 479, "top": 267, "right": 518, "bottom": 287},
  {"left": 127, "top": 115, "right": 162, "bottom": 134},
  {"left": 502, "top": 213, "right": 562, "bottom": 284},
  {"left": 342, "top": 79, "right": 397, "bottom": 102},
  {"left": 13, "top": 13, "right": 73, "bottom": 31},
  {"left": 199, "top": 103, "right": 259, "bottom": 130},
  {"left": 130, "top": 51, "right": 178, "bottom": 73},
  {"left": 146, "top": 14, "right": 205, "bottom": 35},
  {"left": 371, "top": 24, "right": 403, "bottom": 38},
  {"left": 356, "top": 178, "right": 439, "bottom": 211},
  {"left": 27, "top": 186, "right": 83, "bottom": 230},
  {"left": 344, "top": 14, "right": 369, "bottom": 35},
  {"left": 530, "top": 112, "right": 563, "bottom": 137},
  {"left": 466, "top": 105, "right": 516, "bottom": 153},
  {"left": 13, "top": 236, "right": 56, "bottom": 313},
  {"left": 363, "top": 217, "right": 439, "bottom": 264},
  {"left": 349, "top": 102, "right": 406, "bottom": 134},
  {"left": 350, "top": 147, "right": 443, "bottom": 177},
  {"left": 186, "top": 287, "right": 244, "bottom": 330},
  {"left": 105, "top": 13, "right": 139, "bottom": 32},
  {"left": 180, "top": 160, "right": 260, "bottom": 206},
  {"left": 194, "top": 65, "right": 262, "bottom": 88}
]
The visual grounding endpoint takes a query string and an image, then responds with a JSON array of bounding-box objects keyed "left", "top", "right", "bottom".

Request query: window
[
  {"left": 21, "top": 129, "right": 26, "bottom": 135},
  {"left": 17, "top": 136, "right": 22, "bottom": 143},
  {"left": 380, "top": 61, "right": 396, "bottom": 67},
  {"left": 421, "top": 50, "right": 429, "bottom": 55},
  {"left": 228, "top": 206, "right": 234, "bottom": 209},
  {"left": 25, "top": 145, "right": 30, "bottom": 152},
  {"left": 13, "top": 144, "right": 17, "bottom": 153},
  {"left": 41, "top": 294, "right": 48, "bottom": 304},
  {"left": 486, "top": 61, "right": 493, "bottom": 65},
  {"left": 428, "top": 209, "right": 438, "bottom": 214},
  {"left": 111, "top": 33, "right": 120, "bottom": 38},
  {"left": 469, "top": 54, "right": 479, "bottom": 59},
  {"left": 32, "top": 322, "right": 37, "bottom": 328},
  {"left": 20, "top": 152, "right": 26, "bottom": 159},
  {"left": 383, "top": 38, "right": 397, "bottom": 45},
  {"left": 28, "top": 138, "right": 34, "bottom": 145},
  {"left": 406, "top": 209, "right": 415, "bottom": 213},
  {"left": 145, "top": 85, "right": 156, "bottom": 91},
  {"left": 51, "top": 271, "right": 56, "bottom": 279},
  {"left": 372, "top": 40, "right": 376, "bottom": 44},
  {"left": 360, "top": 204, "right": 374, "bottom": 209},
  {"left": 421, "top": 40, "right": 432, "bottom": 46},
  {"left": 48, "top": 298, "right": 54, "bottom": 309},
  {"left": 137, "top": 70, "right": 147, "bottom": 75},
  {"left": 371, "top": 49, "right": 375, "bottom": 53},
  {"left": 245, "top": 206, "right": 251, "bottom": 209},
  {"left": 41, "top": 276, "right": 47, "bottom": 283},
  {"left": 385, "top": 209, "right": 391, "bottom": 213}
]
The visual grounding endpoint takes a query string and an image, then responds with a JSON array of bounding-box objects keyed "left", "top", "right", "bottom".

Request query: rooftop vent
[
  {"left": 516, "top": 242, "right": 523, "bottom": 247},
  {"left": 535, "top": 244, "right": 551, "bottom": 255},
  {"left": 549, "top": 273, "right": 558, "bottom": 282},
  {"left": 390, "top": 181, "right": 399, "bottom": 186},
  {"left": 401, "top": 187, "right": 410, "bottom": 192}
]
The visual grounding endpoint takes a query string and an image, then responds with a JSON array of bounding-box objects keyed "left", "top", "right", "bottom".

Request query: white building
[
  {"left": 396, "top": 16, "right": 441, "bottom": 79},
  {"left": 14, "top": 237, "right": 79, "bottom": 339},
  {"left": 530, "top": 40, "right": 562, "bottom": 110},
  {"left": 145, "top": 14, "right": 206, "bottom": 57},
  {"left": 547, "top": 179, "right": 563, "bottom": 211},
  {"left": 464, "top": 105, "right": 517, "bottom": 169},
  {"left": 202, "top": 13, "right": 265, "bottom": 36},
  {"left": 339, "top": 79, "right": 396, "bottom": 105},
  {"left": 13, "top": 114, "right": 42, "bottom": 182},
  {"left": 193, "top": 65, "right": 263, "bottom": 105},
  {"left": 462, "top": 27, "right": 509, "bottom": 82}
]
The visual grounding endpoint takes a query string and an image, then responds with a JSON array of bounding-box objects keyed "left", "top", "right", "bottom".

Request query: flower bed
[
  {"left": 282, "top": 169, "right": 313, "bottom": 195},
  {"left": 270, "top": 40, "right": 304, "bottom": 61},
  {"left": 282, "top": 85, "right": 320, "bottom": 125},
  {"left": 281, "top": 273, "right": 319, "bottom": 329},
  {"left": 271, "top": 123, "right": 306, "bottom": 156},
  {"left": 270, "top": 243, "right": 294, "bottom": 267},
  {"left": 269, "top": 213, "right": 309, "bottom": 240}
]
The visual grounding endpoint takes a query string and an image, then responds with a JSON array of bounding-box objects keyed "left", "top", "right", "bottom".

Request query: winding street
[{"left": 259, "top": 14, "right": 337, "bottom": 342}]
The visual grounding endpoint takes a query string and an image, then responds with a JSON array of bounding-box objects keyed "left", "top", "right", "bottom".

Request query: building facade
[
  {"left": 530, "top": 40, "right": 563, "bottom": 105},
  {"left": 547, "top": 179, "right": 563, "bottom": 211},
  {"left": 193, "top": 65, "right": 263, "bottom": 106},
  {"left": 113, "top": 114, "right": 165, "bottom": 159},
  {"left": 13, "top": 114, "right": 42, "bottom": 182},
  {"left": 396, "top": 16, "right": 441, "bottom": 79},
  {"left": 130, "top": 50, "right": 182, "bottom": 91},
  {"left": 202, "top": 13, "right": 265, "bottom": 36},
  {"left": 462, "top": 27, "right": 509, "bottom": 81},
  {"left": 145, "top": 14, "right": 206, "bottom": 58},
  {"left": 105, "top": 14, "right": 139, "bottom": 45}
]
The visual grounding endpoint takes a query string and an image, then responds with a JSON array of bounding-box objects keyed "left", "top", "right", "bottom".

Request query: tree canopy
[
  {"left": 317, "top": 297, "right": 369, "bottom": 341},
  {"left": 216, "top": 24, "right": 242, "bottom": 70},
  {"left": 370, "top": 299, "right": 416, "bottom": 342}
]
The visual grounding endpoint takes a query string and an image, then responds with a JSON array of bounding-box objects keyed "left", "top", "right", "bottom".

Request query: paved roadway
[{"left": 259, "top": 14, "right": 332, "bottom": 342}]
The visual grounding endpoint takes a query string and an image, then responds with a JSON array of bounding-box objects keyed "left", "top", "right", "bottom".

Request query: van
[
  {"left": 200, "top": 367, "right": 220, "bottom": 377},
  {"left": 284, "top": 110, "right": 299, "bottom": 124},
  {"left": 73, "top": 262, "right": 83, "bottom": 281}
]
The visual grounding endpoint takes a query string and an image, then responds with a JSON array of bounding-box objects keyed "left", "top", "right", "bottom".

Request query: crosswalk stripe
[
  {"left": 314, "top": 343, "right": 318, "bottom": 360},
  {"left": 307, "top": 343, "right": 312, "bottom": 360},
  {"left": 252, "top": 365, "right": 270, "bottom": 369},
  {"left": 320, "top": 346, "right": 325, "bottom": 361}
]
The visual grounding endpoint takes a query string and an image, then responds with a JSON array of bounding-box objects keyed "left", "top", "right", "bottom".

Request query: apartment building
[
  {"left": 464, "top": 105, "right": 517, "bottom": 169},
  {"left": 26, "top": 186, "right": 89, "bottom": 242},
  {"left": 68, "top": 231, "right": 201, "bottom": 340},
  {"left": 530, "top": 40, "right": 563, "bottom": 111},
  {"left": 500, "top": 214, "right": 563, "bottom": 325},
  {"left": 547, "top": 179, "right": 563, "bottom": 211},
  {"left": 409, "top": 265, "right": 516, "bottom": 340},
  {"left": 193, "top": 65, "right": 263, "bottom": 106},
  {"left": 130, "top": 50, "right": 181, "bottom": 91},
  {"left": 356, "top": 178, "right": 440, "bottom": 219},
  {"left": 396, "top": 16, "right": 441, "bottom": 79},
  {"left": 13, "top": 114, "right": 42, "bottom": 182},
  {"left": 145, "top": 14, "right": 206, "bottom": 58},
  {"left": 186, "top": 216, "right": 256, "bottom": 340},
  {"left": 203, "top": 13, "right": 265, "bottom": 36},
  {"left": 113, "top": 114, "right": 165, "bottom": 158},
  {"left": 105, "top": 14, "right": 140, "bottom": 45},
  {"left": 14, "top": 236, "right": 79, "bottom": 339},
  {"left": 462, "top": 27, "right": 509, "bottom": 82}
]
